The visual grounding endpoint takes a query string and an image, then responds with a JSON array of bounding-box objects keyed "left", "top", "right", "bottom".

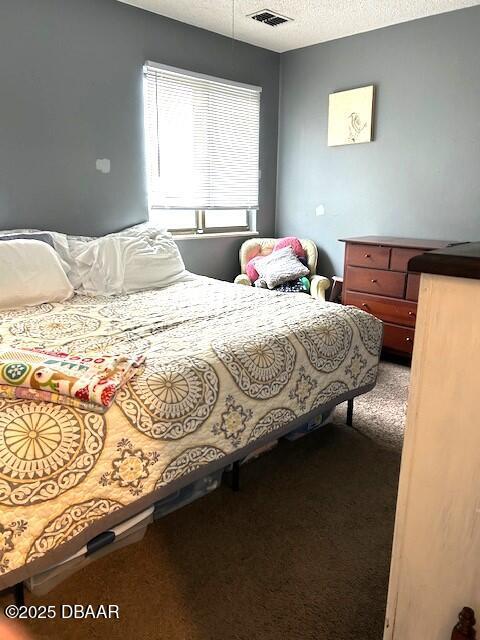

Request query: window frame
[
  {"left": 149, "top": 207, "right": 256, "bottom": 236},
  {"left": 143, "top": 61, "right": 261, "bottom": 237}
]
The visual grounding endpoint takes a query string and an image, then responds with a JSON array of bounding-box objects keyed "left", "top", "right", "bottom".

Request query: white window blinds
[{"left": 144, "top": 62, "right": 261, "bottom": 210}]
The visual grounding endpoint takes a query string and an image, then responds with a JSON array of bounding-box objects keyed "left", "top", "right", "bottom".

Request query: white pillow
[
  {"left": 0, "top": 228, "right": 72, "bottom": 278},
  {"left": 66, "top": 223, "right": 173, "bottom": 289},
  {"left": 73, "top": 232, "right": 188, "bottom": 295},
  {"left": 254, "top": 246, "right": 310, "bottom": 289},
  {"left": 0, "top": 239, "right": 74, "bottom": 310}
]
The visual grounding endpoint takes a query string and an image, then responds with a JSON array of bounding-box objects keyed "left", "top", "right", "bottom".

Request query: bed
[{"left": 0, "top": 275, "right": 382, "bottom": 592}]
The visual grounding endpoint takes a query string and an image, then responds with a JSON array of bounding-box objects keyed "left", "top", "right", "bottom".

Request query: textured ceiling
[{"left": 117, "top": 0, "right": 480, "bottom": 52}]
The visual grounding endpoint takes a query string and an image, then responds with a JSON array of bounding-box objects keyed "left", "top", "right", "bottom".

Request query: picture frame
[{"left": 328, "top": 85, "right": 375, "bottom": 147}]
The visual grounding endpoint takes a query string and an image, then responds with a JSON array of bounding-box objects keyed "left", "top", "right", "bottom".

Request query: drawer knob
[
  {"left": 371, "top": 279, "right": 377, "bottom": 283},
  {"left": 408, "top": 311, "right": 415, "bottom": 316},
  {"left": 364, "top": 253, "right": 371, "bottom": 258},
  {"left": 405, "top": 337, "right": 412, "bottom": 342}
]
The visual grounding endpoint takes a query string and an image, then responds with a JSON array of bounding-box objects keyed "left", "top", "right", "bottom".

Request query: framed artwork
[{"left": 328, "top": 85, "right": 374, "bottom": 147}]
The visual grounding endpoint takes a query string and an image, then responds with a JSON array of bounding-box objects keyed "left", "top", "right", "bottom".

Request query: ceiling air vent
[{"left": 249, "top": 9, "right": 292, "bottom": 27}]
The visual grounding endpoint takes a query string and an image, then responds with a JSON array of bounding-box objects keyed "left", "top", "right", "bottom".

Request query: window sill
[{"left": 173, "top": 230, "right": 259, "bottom": 240}]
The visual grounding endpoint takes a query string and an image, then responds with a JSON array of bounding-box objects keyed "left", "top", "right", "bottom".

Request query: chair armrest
[
  {"left": 309, "top": 275, "right": 330, "bottom": 301},
  {"left": 234, "top": 274, "right": 252, "bottom": 287}
]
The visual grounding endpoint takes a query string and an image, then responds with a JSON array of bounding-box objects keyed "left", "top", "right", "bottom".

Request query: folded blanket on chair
[{"left": 0, "top": 347, "right": 145, "bottom": 413}]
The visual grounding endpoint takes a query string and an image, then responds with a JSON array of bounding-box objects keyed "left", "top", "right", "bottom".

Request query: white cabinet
[{"left": 384, "top": 273, "right": 480, "bottom": 639}]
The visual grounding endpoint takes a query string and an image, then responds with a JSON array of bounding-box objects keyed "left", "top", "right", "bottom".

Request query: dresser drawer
[
  {"left": 344, "top": 292, "right": 417, "bottom": 327},
  {"left": 406, "top": 274, "right": 421, "bottom": 301},
  {"left": 383, "top": 323, "right": 415, "bottom": 355},
  {"left": 345, "top": 243, "right": 390, "bottom": 269},
  {"left": 390, "top": 248, "right": 424, "bottom": 272},
  {"left": 346, "top": 266, "right": 406, "bottom": 298}
]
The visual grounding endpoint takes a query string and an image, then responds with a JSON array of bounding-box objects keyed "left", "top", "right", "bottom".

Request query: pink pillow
[
  {"left": 273, "top": 237, "right": 306, "bottom": 259},
  {"left": 246, "top": 257, "right": 261, "bottom": 282}
]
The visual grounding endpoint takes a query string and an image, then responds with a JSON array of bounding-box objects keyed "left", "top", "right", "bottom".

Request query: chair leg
[{"left": 346, "top": 398, "right": 354, "bottom": 427}]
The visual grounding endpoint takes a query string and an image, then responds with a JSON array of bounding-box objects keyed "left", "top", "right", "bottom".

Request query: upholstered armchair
[{"left": 234, "top": 237, "right": 330, "bottom": 301}]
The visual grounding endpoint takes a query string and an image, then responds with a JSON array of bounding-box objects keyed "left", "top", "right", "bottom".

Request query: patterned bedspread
[{"left": 0, "top": 276, "right": 382, "bottom": 588}]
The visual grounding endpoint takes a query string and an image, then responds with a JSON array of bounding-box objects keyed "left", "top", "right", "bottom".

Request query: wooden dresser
[{"left": 340, "top": 236, "right": 455, "bottom": 356}]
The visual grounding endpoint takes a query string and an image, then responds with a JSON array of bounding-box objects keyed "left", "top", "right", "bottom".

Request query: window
[{"left": 143, "top": 61, "right": 261, "bottom": 235}]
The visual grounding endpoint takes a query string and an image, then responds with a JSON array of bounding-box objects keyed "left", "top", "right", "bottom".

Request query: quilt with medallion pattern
[{"left": 0, "top": 276, "right": 382, "bottom": 588}]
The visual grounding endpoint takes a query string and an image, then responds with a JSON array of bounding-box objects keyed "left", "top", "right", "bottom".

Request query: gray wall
[
  {"left": 276, "top": 6, "right": 480, "bottom": 278},
  {"left": 0, "top": 0, "right": 279, "bottom": 280},
  {"left": 3, "top": 2, "right": 479, "bottom": 282}
]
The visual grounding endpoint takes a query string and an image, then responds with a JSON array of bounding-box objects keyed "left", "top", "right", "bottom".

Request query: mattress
[{"left": 0, "top": 275, "right": 382, "bottom": 589}]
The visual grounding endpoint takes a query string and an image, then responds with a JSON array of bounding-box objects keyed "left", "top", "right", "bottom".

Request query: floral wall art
[{"left": 328, "top": 85, "right": 374, "bottom": 146}]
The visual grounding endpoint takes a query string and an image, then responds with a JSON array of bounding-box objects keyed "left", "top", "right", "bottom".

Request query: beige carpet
[{"left": 3, "top": 361, "right": 409, "bottom": 640}]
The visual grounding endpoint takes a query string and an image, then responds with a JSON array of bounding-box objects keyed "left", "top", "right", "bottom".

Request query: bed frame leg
[
  {"left": 346, "top": 398, "right": 354, "bottom": 427},
  {"left": 13, "top": 582, "right": 25, "bottom": 607},
  {"left": 231, "top": 460, "right": 240, "bottom": 492}
]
